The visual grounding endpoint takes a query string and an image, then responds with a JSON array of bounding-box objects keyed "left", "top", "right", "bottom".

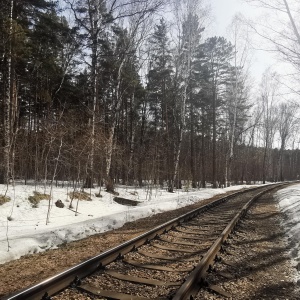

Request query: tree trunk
[
  {"left": 3, "top": 0, "right": 14, "bottom": 184},
  {"left": 279, "top": 138, "right": 285, "bottom": 181},
  {"left": 190, "top": 106, "right": 196, "bottom": 188},
  {"left": 262, "top": 145, "right": 267, "bottom": 184},
  {"left": 105, "top": 59, "right": 125, "bottom": 192},
  {"left": 212, "top": 88, "right": 217, "bottom": 188}
]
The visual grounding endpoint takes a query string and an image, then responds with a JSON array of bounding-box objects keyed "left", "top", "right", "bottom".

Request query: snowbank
[
  {"left": 275, "top": 184, "right": 300, "bottom": 282},
  {"left": 0, "top": 182, "right": 254, "bottom": 264}
]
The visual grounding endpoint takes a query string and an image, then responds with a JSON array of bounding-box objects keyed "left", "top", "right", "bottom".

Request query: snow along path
[
  {"left": 276, "top": 183, "right": 300, "bottom": 283},
  {"left": 0, "top": 183, "right": 255, "bottom": 264}
]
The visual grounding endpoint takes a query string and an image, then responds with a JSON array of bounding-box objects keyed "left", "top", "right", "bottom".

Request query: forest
[{"left": 1, "top": 0, "right": 300, "bottom": 192}]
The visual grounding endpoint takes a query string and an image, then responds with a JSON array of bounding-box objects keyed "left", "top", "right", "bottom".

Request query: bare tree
[
  {"left": 245, "top": 0, "right": 300, "bottom": 91},
  {"left": 104, "top": 0, "right": 164, "bottom": 191},
  {"left": 67, "top": 0, "right": 164, "bottom": 191},
  {"left": 225, "top": 14, "right": 252, "bottom": 186},
  {"left": 168, "top": 0, "right": 210, "bottom": 192},
  {"left": 259, "top": 69, "right": 279, "bottom": 183},
  {"left": 277, "top": 102, "right": 299, "bottom": 181}
]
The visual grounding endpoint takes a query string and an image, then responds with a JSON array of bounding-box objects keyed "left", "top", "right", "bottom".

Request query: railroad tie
[
  {"left": 105, "top": 270, "right": 182, "bottom": 286},
  {"left": 138, "top": 249, "right": 199, "bottom": 261},
  {"left": 78, "top": 284, "right": 162, "bottom": 300},
  {"left": 123, "top": 258, "right": 193, "bottom": 272},
  {"left": 207, "top": 284, "right": 232, "bottom": 298}
]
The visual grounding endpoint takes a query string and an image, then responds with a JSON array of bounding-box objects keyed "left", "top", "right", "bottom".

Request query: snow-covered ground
[
  {"left": 275, "top": 183, "right": 300, "bottom": 282},
  {"left": 0, "top": 182, "right": 253, "bottom": 265},
  {"left": 1, "top": 181, "right": 299, "bottom": 284}
]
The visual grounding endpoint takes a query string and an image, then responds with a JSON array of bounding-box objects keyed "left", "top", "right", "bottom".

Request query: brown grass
[
  {"left": 28, "top": 191, "right": 50, "bottom": 208},
  {"left": 0, "top": 195, "right": 10, "bottom": 205},
  {"left": 68, "top": 191, "right": 91, "bottom": 201}
]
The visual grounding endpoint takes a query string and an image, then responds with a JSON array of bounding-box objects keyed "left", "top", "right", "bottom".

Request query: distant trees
[{"left": 0, "top": 0, "right": 299, "bottom": 189}]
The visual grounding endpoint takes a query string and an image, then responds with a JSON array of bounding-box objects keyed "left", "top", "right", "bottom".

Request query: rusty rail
[{"left": 172, "top": 183, "right": 288, "bottom": 300}]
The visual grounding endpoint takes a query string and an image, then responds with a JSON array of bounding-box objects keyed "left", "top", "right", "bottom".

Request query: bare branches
[
  {"left": 243, "top": 0, "right": 300, "bottom": 79},
  {"left": 282, "top": 0, "right": 300, "bottom": 45}
]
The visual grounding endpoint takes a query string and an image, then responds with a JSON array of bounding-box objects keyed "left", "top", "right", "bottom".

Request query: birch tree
[
  {"left": 259, "top": 69, "right": 279, "bottom": 183},
  {"left": 277, "top": 102, "right": 299, "bottom": 181},
  {"left": 3, "top": 0, "right": 14, "bottom": 185},
  {"left": 225, "top": 14, "right": 252, "bottom": 186},
  {"left": 0, "top": 0, "right": 14, "bottom": 184},
  {"left": 104, "top": 1, "right": 164, "bottom": 192},
  {"left": 68, "top": 0, "right": 164, "bottom": 191},
  {"left": 168, "top": 0, "right": 209, "bottom": 192},
  {"left": 67, "top": 0, "right": 111, "bottom": 188}
]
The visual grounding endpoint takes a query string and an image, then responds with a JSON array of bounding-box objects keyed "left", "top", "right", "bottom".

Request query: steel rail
[
  {"left": 172, "top": 183, "right": 289, "bottom": 300},
  {"left": 1, "top": 184, "right": 284, "bottom": 300}
]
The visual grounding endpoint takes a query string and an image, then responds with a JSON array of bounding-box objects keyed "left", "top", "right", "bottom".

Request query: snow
[
  {"left": 1, "top": 181, "right": 299, "bottom": 284},
  {"left": 275, "top": 183, "right": 300, "bottom": 282},
  {"left": 0, "top": 182, "right": 253, "bottom": 265}
]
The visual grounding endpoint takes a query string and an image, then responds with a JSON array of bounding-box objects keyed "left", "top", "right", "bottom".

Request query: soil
[{"left": 0, "top": 188, "right": 299, "bottom": 299}]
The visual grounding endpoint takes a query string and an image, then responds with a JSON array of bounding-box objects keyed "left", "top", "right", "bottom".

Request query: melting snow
[
  {"left": 276, "top": 183, "right": 300, "bottom": 282},
  {"left": 1, "top": 180, "right": 299, "bottom": 284}
]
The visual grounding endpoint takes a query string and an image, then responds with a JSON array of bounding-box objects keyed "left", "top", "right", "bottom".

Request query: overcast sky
[{"left": 210, "top": 0, "right": 278, "bottom": 81}]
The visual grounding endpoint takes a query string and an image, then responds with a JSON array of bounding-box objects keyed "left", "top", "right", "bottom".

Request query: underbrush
[
  {"left": 0, "top": 194, "right": 11, "bottom": 205},
  {"left": 28, "top": 191, "right": 50, "bottom": 208},
  {"left": 68, "top": 191, "right": 92, "bottom": 201}
]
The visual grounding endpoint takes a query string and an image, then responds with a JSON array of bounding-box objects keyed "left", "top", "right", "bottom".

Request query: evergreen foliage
[{"left": 0, "top": 0, "right": 299, "bottom": 188}]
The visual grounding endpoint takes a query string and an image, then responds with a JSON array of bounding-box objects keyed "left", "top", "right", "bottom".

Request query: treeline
[{"left": 0, "top": 0, "right": 299, "bottom": 191}]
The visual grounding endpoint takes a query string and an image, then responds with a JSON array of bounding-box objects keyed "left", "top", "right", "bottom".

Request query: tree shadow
[{"left": 208, "top": 228, "right": 299, "bottom": 299}]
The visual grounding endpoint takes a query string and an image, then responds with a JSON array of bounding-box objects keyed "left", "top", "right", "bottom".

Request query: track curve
[{"left": 2, "top": 183, "right": 291, "bottom": 300}]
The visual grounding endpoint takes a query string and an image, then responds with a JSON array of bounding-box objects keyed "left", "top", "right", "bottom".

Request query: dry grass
[
  {"left": 0, "top": 195, "right": 10, "bottom": 205},
  {"left": 28, "top": 191, "right": 50, "bottom": 208},
  {"left": 68, "top": 191, "right": 91, "bottom": 201}
]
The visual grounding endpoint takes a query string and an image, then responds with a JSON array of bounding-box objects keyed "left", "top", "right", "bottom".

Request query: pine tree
[
  {"left": 196, "top": 36, "right": 234, "bottom": 187},
  {"left": 169, "top": 9, "right": 204, "bottom": 192},
  {"left": 0, "top": 0, "right": 56, "bottom": 183},
  {"left": 147, "top": 18, "right": 173, "bottom": 186}
]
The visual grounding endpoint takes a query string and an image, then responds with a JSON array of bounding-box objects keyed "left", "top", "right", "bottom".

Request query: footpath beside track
[{"left": 1, "top": 183, "right": 298, "bottom": 300}]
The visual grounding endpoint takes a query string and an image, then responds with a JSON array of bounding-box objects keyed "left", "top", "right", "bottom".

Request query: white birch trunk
[
  {"left": 127, "top": 93, "right": 136, "bottom": 184},
  {"left": 170, "top": 41, "right": 191, "bottom": 192},
  {"left": 105, "top": 125, "right": 115, "bottom": 180},
  {"left": 46, "top": 137, "right": 63, "bottom": 225},
  {"left": 87, "top": 2, "right": 101, "bottom": 188},
  {"left": 227, "top": 38, "right": 239, "bottom": 187},
  {"left": 105, "top": 59, "right": 126, "bottom": 186},
  {"left": 3, "top": 0, "right": 14, "bottom": 184}
]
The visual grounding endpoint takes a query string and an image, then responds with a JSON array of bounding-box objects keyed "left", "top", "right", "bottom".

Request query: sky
[
  {"left": 210, "top": 0, "right": 278, "bottom": 80},
  {"left": 0, "top": 182, "right": 299, "bottom": 284}
]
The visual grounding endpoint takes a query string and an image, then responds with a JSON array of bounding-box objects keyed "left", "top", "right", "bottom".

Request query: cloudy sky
[
  {"left": 210, "top": 0, "right": 300, "bottom": 101},
  {"left": 210, "top": 0, "right": 277, "bottom": 80}
]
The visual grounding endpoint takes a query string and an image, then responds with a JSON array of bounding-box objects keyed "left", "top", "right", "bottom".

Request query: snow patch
[
  {"left": 0, "top": 182, "right": 255, "bottom": 264},
  {"left": 275, "top": 184, "right": 300, "bottom": 281}
]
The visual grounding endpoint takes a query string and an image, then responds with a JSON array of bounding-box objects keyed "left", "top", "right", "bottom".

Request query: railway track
[{"left": 2, "top": 183, "right": 290, "bottom": 300}]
